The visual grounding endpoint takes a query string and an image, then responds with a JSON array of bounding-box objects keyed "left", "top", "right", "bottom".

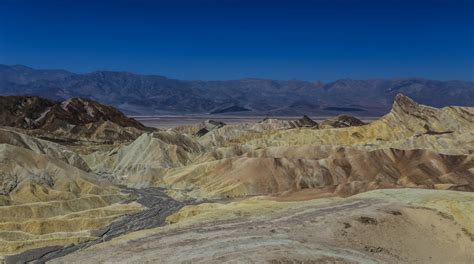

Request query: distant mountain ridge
[{"left": 1, "top": 64, "right": 473, "bottom": 116}]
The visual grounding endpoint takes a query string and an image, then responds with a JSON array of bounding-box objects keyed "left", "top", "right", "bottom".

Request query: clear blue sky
[{"left": 1, "top": 0, "right": 473, "bottom": 81}]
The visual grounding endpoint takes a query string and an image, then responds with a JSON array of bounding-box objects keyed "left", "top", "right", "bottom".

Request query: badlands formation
[
  {"left": 0, "top": 96, "right": 147, "bottom": 143},
  {"left": 0, "top": 94, "right": 473, "bottom": 263}
]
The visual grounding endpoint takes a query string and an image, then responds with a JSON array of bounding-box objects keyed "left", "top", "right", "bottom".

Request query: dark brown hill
[{"left": 0, "top": 96, "right": 148, "bottom": 142}]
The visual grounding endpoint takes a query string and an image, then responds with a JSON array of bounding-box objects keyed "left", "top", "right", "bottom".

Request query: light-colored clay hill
[
  {"left": 160, "top": 147, "right": 474, "bottom": 198},
  {"left": 0, "top": 128, "right": 90, "bottom": 171},
  {"left": 195, "top": 115, "right": 319, "bottom": 147},
  {"left": 0, "top": 130, "right": 143, "bottom": 257},
  {"left": 83, "top": 131, "right": 203, "bottom": 185},
  {"left": 240, "top": 94, "right": 474, "bottom": 149}
]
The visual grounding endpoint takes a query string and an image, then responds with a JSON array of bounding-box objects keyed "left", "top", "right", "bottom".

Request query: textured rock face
[
  {"left": 0, "top": 128, "right": 90, "bottom": 171},
  {"left": 388, "top": 94, "right": 474, "bottom": 133},
  {"left": 82, "top": 131, "right": 203, "bottom": 186},
  {"left": 251, "top": 115, "right": 318, "bottom": 131},
  {"left": 193, "top": 116, "right": 319, "bottom": 148},
  {"left": 59, "top": 98, "right": 146, "bottom": 129},
  {"left": 0, "top": 144, "right": 103, "bottom": 202},
  {"left": 0, "top": 128, "right": 145, "bottom": 256},
  {"left": 172, "top": 120, "right": 226, "bottom": 137},
  {"left": 133, "top": 147, "right": 473, "bottom": 198},
  {"left": 0, "top": 143, "right": 144, "bottom": 255},
  {"left": 320, "top": 114, "right": 365, "bottom": 128},
  {"left": 0, "top": 96, "right": 147, "bottom": 142},
  {"left": 236, "top": 94, "right": 474, "bottom": 151},
  {"left": 0, "top": 96, "right": 55, "bottom": 128}
]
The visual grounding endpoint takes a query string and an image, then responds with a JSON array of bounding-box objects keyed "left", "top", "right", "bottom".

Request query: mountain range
[{"left": 1, "top": 64, "right": 473, "bottom": 116}]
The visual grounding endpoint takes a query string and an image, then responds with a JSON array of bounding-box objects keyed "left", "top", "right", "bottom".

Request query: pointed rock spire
[{"left": 391, "top": 94, "right": 420, "bottom": 115}]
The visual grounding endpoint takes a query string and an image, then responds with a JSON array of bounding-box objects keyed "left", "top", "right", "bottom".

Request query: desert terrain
[{"left": 0, "top": 94, "right": 472, "bottom": 263}]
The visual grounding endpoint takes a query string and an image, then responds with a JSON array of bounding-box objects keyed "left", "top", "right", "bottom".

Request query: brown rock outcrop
[{"left": 0, "top": 96, "right": 149, "bottom": 142}]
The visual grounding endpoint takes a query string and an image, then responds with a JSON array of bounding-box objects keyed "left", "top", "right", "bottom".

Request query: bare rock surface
[
  {"left": 0, "top": 96, "right": 148, "bottom": 143},
  {"left": 0, "top": 128, "right": 90, "bottom": 171},
  {"left": 320, "top": 114, "right": 365, "bottom": 128}
]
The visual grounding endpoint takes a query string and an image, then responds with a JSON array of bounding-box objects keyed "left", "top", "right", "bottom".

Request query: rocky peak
[
  {"left": 204, "top": 120, "right": 226, "bottom": 129},
  {"left": 321, "top": 115, "right": 365, "bottom": 128},
  {"left": 391, "top": 94, "right": 421, "bottom": 115},
  {"left": 194, "top": 120, "right": 226, "bottom": 137},
  {"left": 385, "top": 93, "right": 474, "bottom": 134},
  {"left": 296, "top": 115, "right": 318, "bottom": 128}
]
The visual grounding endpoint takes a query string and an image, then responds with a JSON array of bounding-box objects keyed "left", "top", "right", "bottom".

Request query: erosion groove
[{"left": 5, "top": 187, "right": 187, "bottom": 264}]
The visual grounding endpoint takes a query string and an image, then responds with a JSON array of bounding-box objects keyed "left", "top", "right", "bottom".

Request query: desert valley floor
[{"left": 0, "top": 94, "right": 473, "bottom": 263}]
